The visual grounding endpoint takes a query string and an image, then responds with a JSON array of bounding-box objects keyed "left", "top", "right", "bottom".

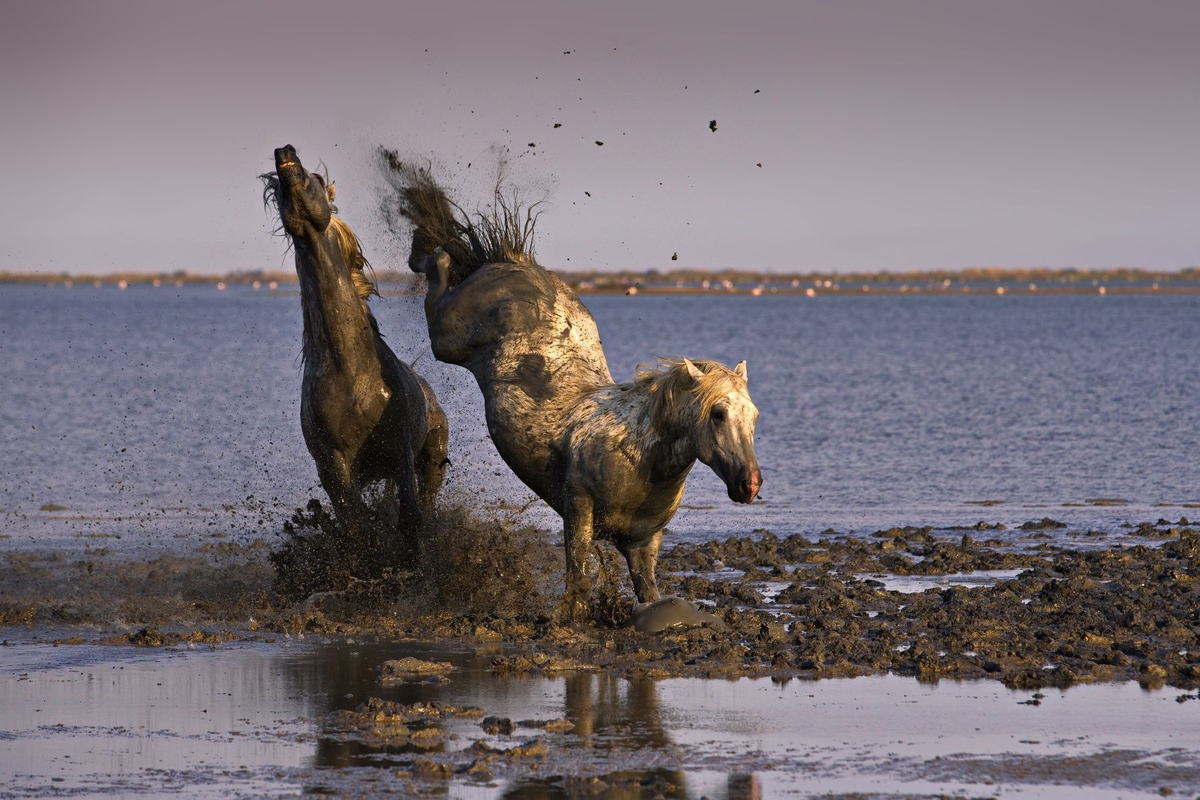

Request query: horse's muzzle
[
  {"left": 730, "top": 468, "right": 762, "bottom": 504},
  {"left": 274, "top": 145, "right": 302, "bottom": 178}
]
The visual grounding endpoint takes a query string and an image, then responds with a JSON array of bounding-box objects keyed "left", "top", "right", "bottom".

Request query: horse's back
[
  {"left": 449, "top": 262, "right": 611, "bottom": 384},
  {"left": 435, "top": 261, "right": 613, "bottom": 509}
]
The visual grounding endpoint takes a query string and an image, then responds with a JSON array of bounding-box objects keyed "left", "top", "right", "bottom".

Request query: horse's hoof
[
  {"left": 631, "top": 596, "right": 725, "bottom": 634},
  {"left": 552, "top": 597, "right": 591, "bottom": 627}
]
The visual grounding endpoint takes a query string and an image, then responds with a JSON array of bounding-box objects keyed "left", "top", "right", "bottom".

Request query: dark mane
[{"left": 379, "top": 148, "right": 541, "bottom": 287}]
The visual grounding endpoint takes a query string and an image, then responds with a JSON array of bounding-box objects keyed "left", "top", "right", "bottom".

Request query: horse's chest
[{"left": 595, "top": 486, "right": 684, "bottom": 542}]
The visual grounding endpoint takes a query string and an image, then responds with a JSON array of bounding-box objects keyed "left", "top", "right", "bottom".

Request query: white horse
[{"left": 386, "top": 158, "right": 762, "bottom": 624}]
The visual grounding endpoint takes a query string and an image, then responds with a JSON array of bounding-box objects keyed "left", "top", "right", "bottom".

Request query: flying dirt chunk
[
  {"left": 671, "top": 252, "right": 678, "bottom": 261},
  {"left": 261, "top": 145, "right": 448, "bottom": 536},
  {"left": 709, "top": 119, "right": 718, "bottom": 132},
  {"left": 381, "top": 153, "right": 763, "bottom": 626}
]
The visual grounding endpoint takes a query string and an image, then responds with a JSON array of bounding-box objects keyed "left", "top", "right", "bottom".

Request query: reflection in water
[
  {"left": 7, "top": 639, "right": 1190, "bottom": 797},
  {"left": 282, "top": 641, "right": 760, "bottom": 797}
]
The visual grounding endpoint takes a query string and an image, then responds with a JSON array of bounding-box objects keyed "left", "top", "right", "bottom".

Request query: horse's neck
[
  {"left": 294, "top": 235, "right": 377, "bottom": 372},
  {"left": 633, "top": 390, "right": 699, "bottom": 484}
]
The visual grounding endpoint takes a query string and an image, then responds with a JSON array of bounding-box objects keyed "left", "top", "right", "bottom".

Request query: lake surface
[{"left": 1, "top": 284, "right": 1197, "bottom": 547}]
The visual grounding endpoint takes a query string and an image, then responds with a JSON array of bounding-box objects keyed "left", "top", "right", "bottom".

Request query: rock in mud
[{"left": 632, "top": 596, "right": 725, "bottom": 633}]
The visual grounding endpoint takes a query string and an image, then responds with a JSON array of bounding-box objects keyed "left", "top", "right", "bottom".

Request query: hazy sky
[{"left": 2, "top": 0, "right": 1198, "bottom": 274}]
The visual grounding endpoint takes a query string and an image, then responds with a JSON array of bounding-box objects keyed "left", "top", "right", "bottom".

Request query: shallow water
[
  {"left": 1, "top": 284, "right": 1198, "bottom": 549},
  {"left": 2, "top": 638, "right": 1198, "bottom": 798}
]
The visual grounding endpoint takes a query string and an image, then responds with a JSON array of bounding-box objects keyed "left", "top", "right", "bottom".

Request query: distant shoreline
[{"left": 4, "top": 267, "right": 1199, "bottom": 297}]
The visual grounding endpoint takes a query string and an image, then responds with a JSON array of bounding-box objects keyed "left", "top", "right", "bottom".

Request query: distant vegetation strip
[{"left": 5, "top": 266, "right": 1199, "bottom": 296}]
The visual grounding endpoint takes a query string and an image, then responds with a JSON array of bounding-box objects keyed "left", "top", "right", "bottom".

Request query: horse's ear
[
  {"left": 734, "top": 360, "right": 747, "bottom": 382},
  {"left": 682, "top": 357, "right": 704, "bottom": 383},
  {"left": 326, "top": 181, "right": 337, "bottom": 203}
]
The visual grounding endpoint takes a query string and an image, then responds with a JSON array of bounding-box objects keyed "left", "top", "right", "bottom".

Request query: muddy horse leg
[
  {"left": 415, "top": 418, "right": 449, "bottom": 519},
  {"left": 315, "top": 450, "right": 371, "bottom": 548},
  {"left": 617, "top": 530, "right": 663, "bottom": 604},
  {"left": 560, "top": 494, "right": 596, "bottom": 623},
  {"left": 395, "top": 436, "right": 423, "bottom": 524}
]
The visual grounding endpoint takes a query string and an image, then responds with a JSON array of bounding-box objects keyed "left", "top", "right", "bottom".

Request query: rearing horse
[
  {"left": 262, "top": 145, "right": 449, "bottom": 536},
  {"left": 384, "top": 157, "right": 762, "bottom": 624}
]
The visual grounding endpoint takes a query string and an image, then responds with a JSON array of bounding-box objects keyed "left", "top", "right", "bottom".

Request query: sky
[{"left": 2, "top": 0, "right": 1198, "bottom": 275}]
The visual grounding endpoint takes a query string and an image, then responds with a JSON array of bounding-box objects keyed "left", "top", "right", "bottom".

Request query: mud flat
[{"left": 2, "top": 519, "right": 1199, "bottom": 796}]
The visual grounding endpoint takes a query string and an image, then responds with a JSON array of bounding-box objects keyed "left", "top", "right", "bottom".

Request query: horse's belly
[
  {"left": 478, "top": 385, "right": 564, "bottom": 510},
  {"left": 596, "top": 488, "right": 685, "bottom": 544}
]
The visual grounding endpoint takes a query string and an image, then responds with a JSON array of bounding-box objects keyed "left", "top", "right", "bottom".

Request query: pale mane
[
  {"left": 633, "top": 358, "right": 746, "bottom": 433},
  {"left": 328, "top": 215, "right": 377, "bottom": 303}
]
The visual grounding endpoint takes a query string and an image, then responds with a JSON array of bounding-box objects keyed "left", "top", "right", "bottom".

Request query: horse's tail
[{"left": 379, "top": 148, "right": 540, "bottom": 287}]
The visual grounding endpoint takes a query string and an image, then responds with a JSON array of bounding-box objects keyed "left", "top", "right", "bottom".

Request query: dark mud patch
[
  {"left": 265, "top": 524, "right": 1200, "bottom": 691},
  {"left": 4, "top": 515, "right": 1199, "bottom": 692},
  {"left": 0, "top": 539, "right": 273, "bottom": 629}
]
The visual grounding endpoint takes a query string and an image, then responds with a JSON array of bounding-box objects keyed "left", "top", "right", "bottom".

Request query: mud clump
[
  {"left": 1019, "top": 518, "right": 1068, "bottom": 530},
  {"left": 380, "top": 657, "right": 454, "bottom": 683},
  {"left": 325, "top": 697, "right": 485, "bottom": 749}
]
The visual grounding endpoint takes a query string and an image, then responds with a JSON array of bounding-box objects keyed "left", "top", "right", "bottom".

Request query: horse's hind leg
[
  {"left": 560, "top": 494, "right": 596, "bottom": 623},
  {"left": 416, "top": 417, "right": 449, "bottom": 518},
  {"left": 617, "top": 530, "right": 663, "bottom": 604}
]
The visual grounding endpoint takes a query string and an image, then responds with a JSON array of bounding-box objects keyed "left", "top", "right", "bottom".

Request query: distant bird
[
  {"left": 584, "top": 191, "right": 591, "bottom": 197},
  {"left": 595, "top": 141, "right": 604, "bottom": 146},
  {"left": 553, "top": 123, "right": 562, "bottom": 128},
  {"left": 671, "top": 252, "right": 678, "bottom": 261},
  {"left": 756, "top": 163, "right": 762, "bottom": 168},
  {"left": 709, "top": 119, "right": 718, "bottom": 132}
]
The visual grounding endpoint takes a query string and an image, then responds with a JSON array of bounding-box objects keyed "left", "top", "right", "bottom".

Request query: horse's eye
[{"left": 711, "top": 408, "right": 726, "bottom": 423}]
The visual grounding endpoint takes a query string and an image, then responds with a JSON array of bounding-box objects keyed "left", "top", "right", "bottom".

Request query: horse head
[
  {"left": 265, "top": 144, "right": 337, "bottom": 240},
  {"left": 262, "top": 145, "right": 375, "bottom": 303},
  {"left": 641, "top": 358, "right": 763, "bottom": 504},
  {"left": 683, "top": 358, "right": 763, "bottom": 504}
]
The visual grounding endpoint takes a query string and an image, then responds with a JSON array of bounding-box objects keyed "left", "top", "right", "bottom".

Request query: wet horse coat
[
  {"left": 409, "top": 236, "right": 762, "bottom": 621},
  {"left": 263, "top": 145, "right": 448, "bottom": 531}
]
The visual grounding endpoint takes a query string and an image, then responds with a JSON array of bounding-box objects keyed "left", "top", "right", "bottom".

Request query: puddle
[
  {"left": 857, "top": 568, "right": 1028, "bottom": 594},
  {"left": 1, "top": 638, "right": 1198, "bottom": 798}
]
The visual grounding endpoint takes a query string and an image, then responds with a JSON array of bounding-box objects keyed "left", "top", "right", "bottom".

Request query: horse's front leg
[
  {"left": 560, "top": 493, "right": 595, "bottom": 624},
  {"left": 617, "top": 530, "right": 663, "bottom": 604}
]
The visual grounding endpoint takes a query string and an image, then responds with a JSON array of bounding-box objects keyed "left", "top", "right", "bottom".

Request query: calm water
[
  {"left": 3, "top": 640, "right": 1196, "bottom": 798},
  {"left": 1, "top": 284, "right": 1197, "bottom": 545}
]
